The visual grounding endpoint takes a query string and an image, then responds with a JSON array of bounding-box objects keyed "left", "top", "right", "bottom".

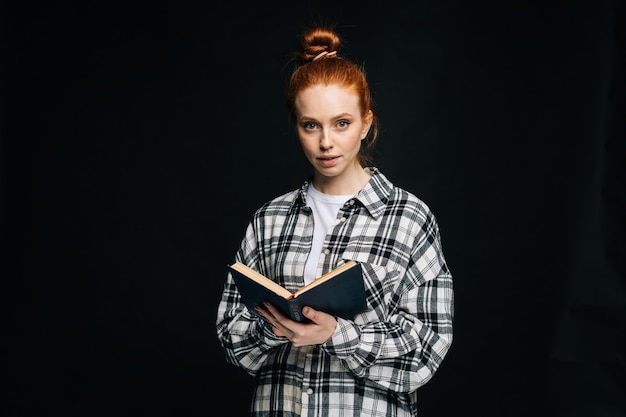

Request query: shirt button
[
  {"left": 340, "top": 217, "right": 346, "bottom": 222},
  {"left": 306, "top": 388, "right": 314, "bottom": 395},
  {"left": 324, "top": 249, "right": 330, "bottom": 255}
]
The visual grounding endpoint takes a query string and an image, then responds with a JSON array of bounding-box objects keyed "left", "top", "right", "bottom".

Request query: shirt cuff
[
  {"left": 321, "top": 317, "right": 360, "bottom": 358},
  {"left": 258, "top": 317, "right": 290, "bottom": 347}
]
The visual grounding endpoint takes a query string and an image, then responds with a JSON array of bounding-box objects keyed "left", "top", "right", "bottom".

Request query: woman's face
[{"left": 294, "top": 84, "right": 372, "bottom": 184}]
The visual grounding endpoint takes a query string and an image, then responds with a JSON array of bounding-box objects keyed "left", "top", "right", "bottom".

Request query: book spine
[{"left": 288, "top": 299, "right": 302, "bottom": 322}]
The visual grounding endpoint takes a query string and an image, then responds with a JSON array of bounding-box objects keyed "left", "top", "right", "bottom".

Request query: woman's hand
[{"left": 255, "top": 302, "right": 337, "bottom": 347}]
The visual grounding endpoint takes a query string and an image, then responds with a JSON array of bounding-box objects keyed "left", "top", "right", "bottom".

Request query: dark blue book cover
[{"left": 228, "top": 261, "right": 366, "bottom": 322}]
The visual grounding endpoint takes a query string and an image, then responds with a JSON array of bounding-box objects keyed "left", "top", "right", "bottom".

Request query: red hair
[{"left": 286, "top": 26, "right": 379, "bottom": 167}]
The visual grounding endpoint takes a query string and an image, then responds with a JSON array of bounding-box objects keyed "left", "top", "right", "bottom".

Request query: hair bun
[{"left": 298, "top": 27, "right": 342, "bottom": 64}]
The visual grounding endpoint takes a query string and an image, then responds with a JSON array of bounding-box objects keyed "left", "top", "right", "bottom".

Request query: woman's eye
[
  {"left": 303, "top": 122, "right": 317, "bottom": 130},
  {"left": 337, "top": 120, "right": 350, "bottom": 128}
]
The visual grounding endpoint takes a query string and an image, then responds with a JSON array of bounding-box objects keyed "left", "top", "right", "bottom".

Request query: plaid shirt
[{"left": 216, "top": 168, "right": 454, "bottom": 416}]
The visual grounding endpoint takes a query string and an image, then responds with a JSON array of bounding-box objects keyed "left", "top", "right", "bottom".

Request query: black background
[{"left": 4, "top": 1, "right": 625, "bottom": 416}]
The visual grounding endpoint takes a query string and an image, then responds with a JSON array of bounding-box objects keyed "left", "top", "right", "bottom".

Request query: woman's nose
[{"left": 319, "top": 131, "right": 333, "bottom": 149}]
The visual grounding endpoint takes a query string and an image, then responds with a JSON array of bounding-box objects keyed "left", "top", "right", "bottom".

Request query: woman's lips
[{"left": 317, "top": 155, "right": 339, "bottom": 167}]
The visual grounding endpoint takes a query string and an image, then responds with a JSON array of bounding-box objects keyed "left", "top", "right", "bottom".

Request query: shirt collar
[{"left": 297, "top": 167, "right": 391, "bottom": 220}]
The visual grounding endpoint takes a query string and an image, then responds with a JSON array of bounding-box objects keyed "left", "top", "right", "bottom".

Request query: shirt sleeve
[
  {"left": 321, "top": 218, "right": 454, "bottom": 393},
  {"left": 216, "top": 287, "right": 290, "bottom": 376},
  {"left": 215, "top": 222, "right": 291, "bottom": 376}
]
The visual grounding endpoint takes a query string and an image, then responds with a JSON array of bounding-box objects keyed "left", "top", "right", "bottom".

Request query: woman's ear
[{"left": 361, "top": 110, "right": 374, "bottom": 139}]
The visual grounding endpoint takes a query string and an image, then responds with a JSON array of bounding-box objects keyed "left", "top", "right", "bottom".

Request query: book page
[{"left": 229, "top": 262, "right": 293, "bottom": 298}]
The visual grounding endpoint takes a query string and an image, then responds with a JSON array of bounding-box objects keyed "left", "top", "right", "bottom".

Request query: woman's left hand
[{"left": 255, "top": 302, "right": 337, "bottom": 347}]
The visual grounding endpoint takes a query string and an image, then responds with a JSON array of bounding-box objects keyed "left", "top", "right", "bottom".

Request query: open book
[{"left": 228, "top": 260, "right": 367, "bottom": 322}]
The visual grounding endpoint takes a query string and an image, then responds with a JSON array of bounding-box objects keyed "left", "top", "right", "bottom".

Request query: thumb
[{"left": 302, "top": 306, "right": 317, "bottom": 320}]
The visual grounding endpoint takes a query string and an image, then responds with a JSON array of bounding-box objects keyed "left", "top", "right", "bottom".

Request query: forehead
[{"left": 295, "top": 84, "right": 360, "bottom": 118}]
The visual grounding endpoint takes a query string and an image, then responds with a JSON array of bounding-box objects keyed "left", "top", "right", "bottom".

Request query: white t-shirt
[{"left": 304, "top": 184, "right": 354, "bottom": 285}]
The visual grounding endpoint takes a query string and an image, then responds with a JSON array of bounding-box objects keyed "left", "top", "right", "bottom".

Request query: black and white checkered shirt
[{"left": 217, "top": 168, "right": 454, "bottom": 416}]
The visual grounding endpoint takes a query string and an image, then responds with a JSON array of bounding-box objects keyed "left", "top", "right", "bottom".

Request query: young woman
[{"left": 216, "top": 25, "right": 454, "bottom": 416}]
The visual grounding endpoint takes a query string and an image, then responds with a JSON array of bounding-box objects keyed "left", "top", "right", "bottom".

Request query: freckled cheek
[
  {"left": 299, "top": 140, "right": 320, "bottom": 159},
  {"left": 299, "top": 135, "right": 319, "bottom": 148}
]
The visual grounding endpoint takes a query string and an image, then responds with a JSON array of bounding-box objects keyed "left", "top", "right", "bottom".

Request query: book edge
[{"left": 229, "top": 262, "right": 292, "bottom": 299}]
